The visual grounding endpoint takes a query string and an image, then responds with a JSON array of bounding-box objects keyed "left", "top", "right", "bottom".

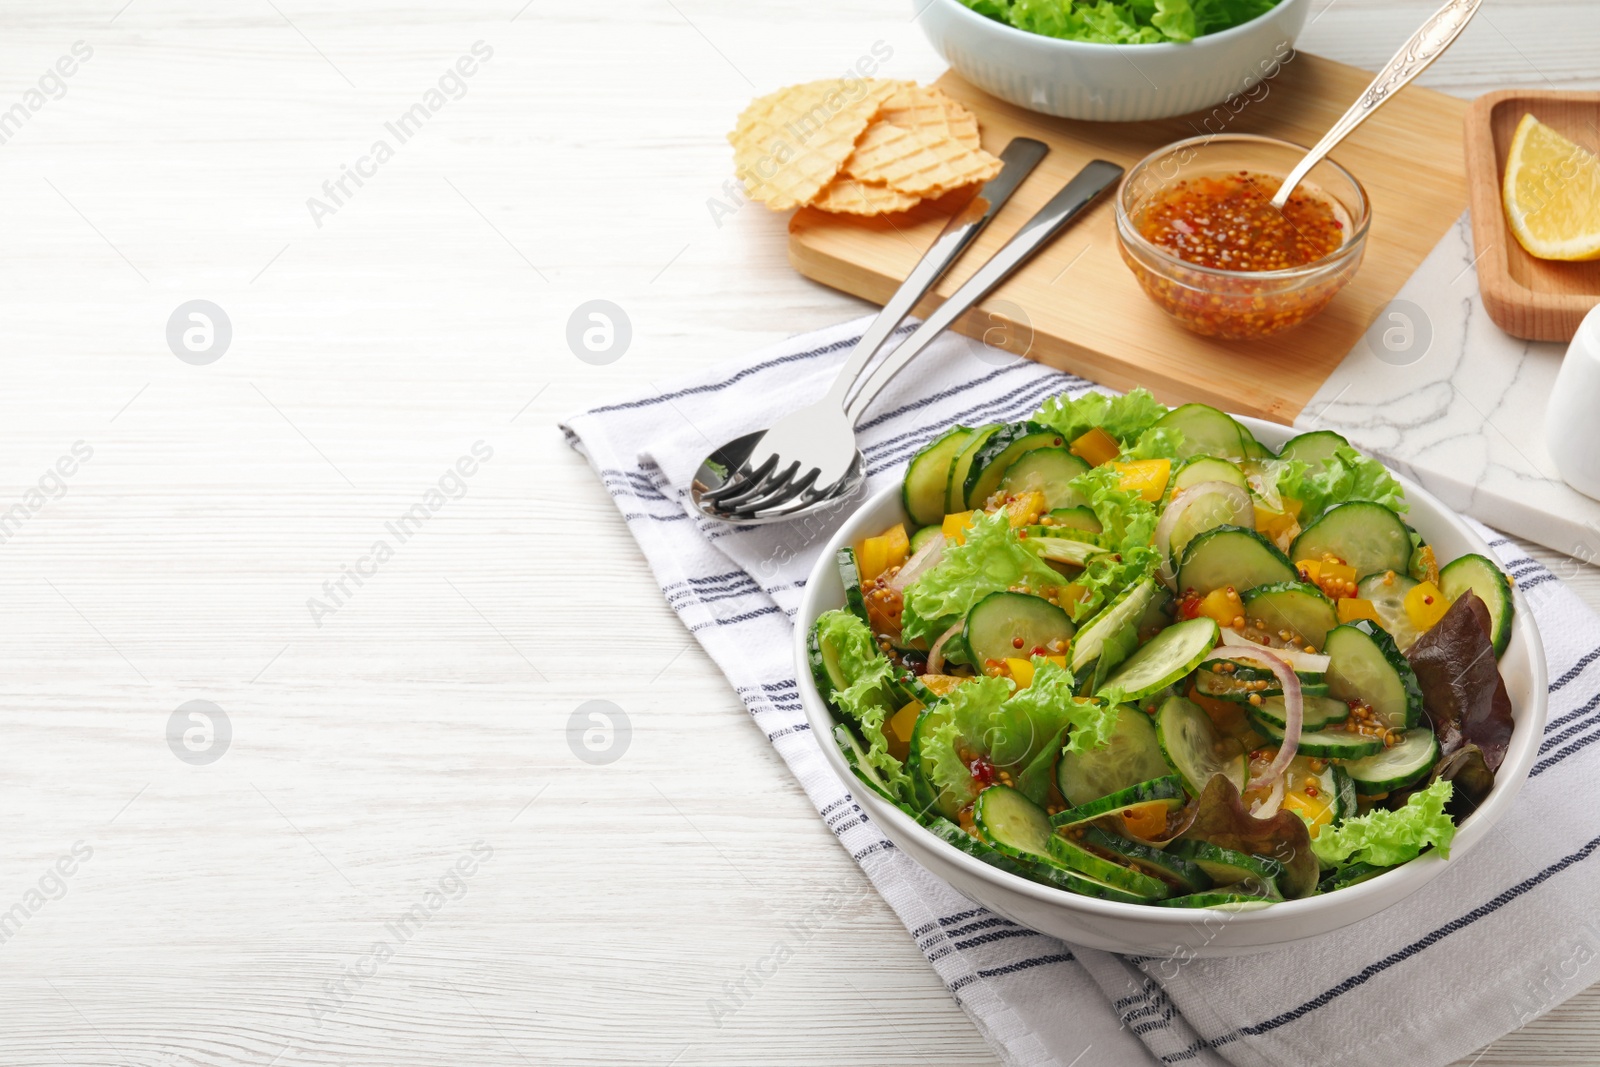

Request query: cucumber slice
[
  {"left": 1034, "top": 538, "right": 1103, "bottom": 567},
  {"left": 974, "top": 785, "right": 1059, "bottom": 861},
  {"left": 1097, "top": 617, "right": 1219, "bottom": 703},
  {"left": 1194, "top": 677, "right": 1331, "bottom": 702},
  {"left": 1172, "top": 456, "right": 1248, "bottom": 492},
  {"left": 945, "top": 424, "right": 1003, "bottom": 514},
  {"left": 1045, "top": 505, "right": 1102, "bottom": 536},
  {"left": 1070, "top": 578, "right": 1159, "bottom": 676},
  {"left": 807, "top": 622, "right": 850, "bottom": 707},
  {"left": 1291, "top": 501, "right": 1412, "bottom": 580},
  {"left": 834, "top": 724, "right": 903, "bottom": 806},
  {"left": 1355, "top": 571, "right": 1422, "bottom": 652},
  {"left": 1157, "top": 695, "right": 1247, "bottom": 795},
  {"left": 1343, "top": 728, "right": 1439, "bottom": 795},
  {"left": 909, "top": 525, "right": 942, "bottom": 554},
  {"left": 1056, "top": 704, "right": 1171, "bottom": 805},
  {"left": 1324, "top": 621, "right": 1423, "bottom": 730},
  {"left": 962, "top": 591, "right": 1075, "bottom": 666},
  {"left": 1249, "top": 693, "right": 1350, "bottom": 731},
  {"left": 1250, "top": 716, "right": 1386, "bottom": 759},
  {"left": 1331, "top": 765, "right": 1358, "bottom": 825},
  {"left": 902, "top": 427, "right": 972, "bottom": 527},
  {"left": 1277, "top": 430, "right": 1351, "bottom": 468},
  {"left": 1152, "top": 403, "right": 1247, "bottom": 461},
  {"left": 1050, "top": 775, "right": 1186, "bottom": 830},
  {"left": 964, "top": 422, "right": 1064, "bottom": 509},
  {"left": 1047, "top": 833, "right": 1172, "bottom": 898},
  {"left": 908, "top": 704, "right": 969, "bottom": 820},
  {"left": 1166, "top": 484, "right": 1256, "bottom": 566},
  {"left": 837, "top": 547, "right": 870, "bottom": 626},
  {"left": 997, "top": 447, "right": 1091, "bottom": 511},
  {"left": 1241, "top": 431, "right": 1275, "bottom": 461},
  {"left": 1155, "top": 889, "right": 1281, "bottom": 909},
  {"left": 1176, "top": 526, "right": 1297, "bottom": 598},
  {"left": 1317, "top": 861, "right": 1386, "bottom": 893},
  {"left": 1076, "top": 825, "right": 1214, "bottom": 894},
  {"left": 1439, "top": 553, "right": 1514, "bottom": 656},
  {"left": 1167, "top": 839, "right": 1284, "bottom": 894},
  {"left": 1243, "top": 581, "right": 1338, "bottom": 651},
  {"left": 934, "top": 815, "right": 1157, "bottom": 903}
]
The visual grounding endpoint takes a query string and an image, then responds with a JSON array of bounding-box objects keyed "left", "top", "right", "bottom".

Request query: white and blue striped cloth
[{"left": 563, "top": 316, "right": 1600, "bottom": 1067}]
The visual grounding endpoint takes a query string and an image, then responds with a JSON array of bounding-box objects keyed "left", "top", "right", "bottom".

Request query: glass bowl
[{"left": 1115, "top": 134, "right": 1371, "bottom": 341}]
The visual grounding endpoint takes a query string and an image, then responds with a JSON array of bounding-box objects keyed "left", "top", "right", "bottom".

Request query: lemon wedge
[{"left": 1502, "top": 113, "right": 1600, "bottom": 261}]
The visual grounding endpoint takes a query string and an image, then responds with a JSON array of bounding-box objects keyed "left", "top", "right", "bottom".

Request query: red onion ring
[
  {"left": 1153, "top": 482, "right": 1253, "bottom": 586},
  {"left": 1250, "top": 775, "right": 1285, "bottom": 818},
  {"left": 927, "top": 620, "right": 963, "bottom": 676},
  {"left": 888, "top": 533, "right": 946, "bottom": 593},
  {"left": 1227, "top": 643, "right": 1301, "bottom": 790}
]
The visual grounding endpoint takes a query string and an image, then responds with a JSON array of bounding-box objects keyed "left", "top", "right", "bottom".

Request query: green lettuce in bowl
[{"left": 961, "top": 0, "right": 1282, "bottom": 44}]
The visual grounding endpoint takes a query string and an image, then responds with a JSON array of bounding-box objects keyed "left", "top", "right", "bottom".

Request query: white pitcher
[{"left": 1548, "top": 303, "right": 1600, "bottom": 502}]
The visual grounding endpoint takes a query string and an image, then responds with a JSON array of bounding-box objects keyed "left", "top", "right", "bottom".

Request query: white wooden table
[{"left": 1, "top": 2, "right": 1595, "bottom": 1064}]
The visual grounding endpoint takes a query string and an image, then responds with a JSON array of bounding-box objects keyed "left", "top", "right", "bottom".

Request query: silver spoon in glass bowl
[{"left": 1271, "top": 0, "right": 1482, "bottom": 210}]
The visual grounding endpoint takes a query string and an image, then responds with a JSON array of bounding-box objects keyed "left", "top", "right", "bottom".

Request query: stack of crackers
[{"left": 730, "top": 79, "right": 1002, "bottom": 216}]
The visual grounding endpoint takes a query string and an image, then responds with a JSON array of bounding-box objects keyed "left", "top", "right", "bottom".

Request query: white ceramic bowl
[
  {"left": 796, "top": 415, "right": 1547, "bottom": 956},
  {"left": 915, "top": 0, "right": 1312, "bottom": 122}
]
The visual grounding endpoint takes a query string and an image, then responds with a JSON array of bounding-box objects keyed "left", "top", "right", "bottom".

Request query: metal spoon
[{"left": 1271, "top": 0, "right": 1482, "bottom": 209}]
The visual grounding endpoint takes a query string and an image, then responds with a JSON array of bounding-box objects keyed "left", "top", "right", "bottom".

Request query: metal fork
[
  {"left": 691, "top": 156, "right": 1125, "bottom": 524},
  {"left": 690, "top": 138, "right": 1050, "bottom": 518}
]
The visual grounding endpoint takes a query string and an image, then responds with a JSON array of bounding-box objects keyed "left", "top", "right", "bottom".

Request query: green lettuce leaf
[
  {"left": 926, "top": 716, "right": 980, "bottom": 815},
  {"left": 996, "top": 0, "right": 1274, "bottom": 43},
  {"left": 1275, "top": 444, "right": 1408, "bottom": 520},
  {"left": 1311, "top": 779, "right": 1456, "bottom": 869},
  {"left": 1031, "top": 387, "right": 1169, "bottom": 450},
  {"left": 1063, "top": 464, "right": 1162, "bottom": 622},
  {"left": 939, "top": 659, "right": 1118, "bottom": 804},
  {"left": 813, "top": 610, "right": 910, "bottom": 796},
  {"left": 1123, "top": 425, "right": 1187, "bottom": 461},
  {"left": 901, "top": 511, "right": 1068, "bottom": 644}
]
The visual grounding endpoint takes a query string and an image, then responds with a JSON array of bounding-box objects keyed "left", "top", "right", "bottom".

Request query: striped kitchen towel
[{"left": 562, "top": 315, "right": 1600, "bottom": 1067}]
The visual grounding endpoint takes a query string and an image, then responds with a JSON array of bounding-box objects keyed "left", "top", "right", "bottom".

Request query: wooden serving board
[{"left": 788, "top": 53, "right": 1468, "bottom": 424}]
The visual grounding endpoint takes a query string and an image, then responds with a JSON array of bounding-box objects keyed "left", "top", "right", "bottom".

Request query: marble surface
[{"left": 1301, "top": 212, "right": 1600, "bottom": 566}]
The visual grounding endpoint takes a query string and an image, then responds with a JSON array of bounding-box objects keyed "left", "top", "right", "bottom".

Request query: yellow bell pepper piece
[
  {"left": 1337, "top": 598, "right": 1383, "bottom": 625},
  {"left": 882, "top": 523, "right": 910, "bottom": 569},
  {"left": 857, "top": 535, "right": 890, "bottom": 582},
  {"left": 1006, "top": 658, "right": 1035, "bottom": 688},
  {"left": 1283, "top": 789, "right": 1335, "bottom": 833},
  {"left": 1004, "top": 491, "right": 1047, "bottom": 528},
  {"left": 1254, "top": 503, "right": 1299, "bottom": 542},
  {"left": 921, "top": 674, "right": 966, "bottom": 697},
  {"left": 1112, "top": 459, "right": 1172, "bottom": 503},
  {"left": 942, "top": 510, "right": 976, "bottom": 544},
  {"left": 1296, "top": 559, "right": 1321, "bottom": 583},
  {"left": 1069, "top": 426, "right": 1121, "bottom": 467},
  {"left": 1404, "top": 581, "right": 1450, "bottom": 632},
  {"left": 887, "top": 699, "right": 924, "bottom": 745},
  {"left": 1197, "top": 586, "right": 1244, "bottom": 628}
]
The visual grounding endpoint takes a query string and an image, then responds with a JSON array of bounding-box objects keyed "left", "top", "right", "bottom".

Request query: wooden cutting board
[{"left": 788, "top": 53, "right": 1468, "bottom": 424}]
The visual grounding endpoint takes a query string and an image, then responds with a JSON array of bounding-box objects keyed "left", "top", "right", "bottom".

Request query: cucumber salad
[{"left": 811, "top": 390, "right": 1518, "bottom": 908}]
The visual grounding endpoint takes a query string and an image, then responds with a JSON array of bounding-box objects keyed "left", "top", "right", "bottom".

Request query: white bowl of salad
[
  {"left": 916, "top": 0, "right": 1311, "bottom": 122},
  {"left": 797, "top": 390, "right": 1545, "bottom": 956}
]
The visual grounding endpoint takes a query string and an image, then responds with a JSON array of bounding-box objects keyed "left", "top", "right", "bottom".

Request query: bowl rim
[
  {"left": 795, "top": 413, "right": 1548, "bottom": 926},
  {"left": 927, "top": 0, "right": 1306, "bottom": 53},
  {"left": 1115, "top": 133, "right": 1373, "bottom": 283}
]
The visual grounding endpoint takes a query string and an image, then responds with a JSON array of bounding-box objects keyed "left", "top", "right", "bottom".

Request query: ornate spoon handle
[{"left": 1272, "top": 0, "right": 1482, "bottom": 208}]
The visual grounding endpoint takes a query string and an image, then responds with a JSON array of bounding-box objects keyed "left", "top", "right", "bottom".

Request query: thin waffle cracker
[
  {"left": 729, "top": 79, "right": 902, "bottom": 210},
  {"left": 843, "top": 121, "right": 1002, "bottom": 197}
]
